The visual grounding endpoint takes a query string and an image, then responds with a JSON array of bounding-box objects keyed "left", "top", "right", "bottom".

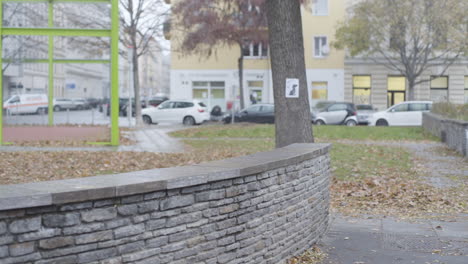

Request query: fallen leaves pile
[
  {"left": 332, "top": 175, "right": 467, "bottom": 219},
  {"left": 0, "top": 148, "right": 244, "bottom": 185},
  {"left": 287, "top": 246, "right": 327, "bottom": 264}
]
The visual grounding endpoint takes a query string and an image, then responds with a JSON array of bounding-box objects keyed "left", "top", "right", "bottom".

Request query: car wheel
[
  {"left": 315, "top": 120, "right": 325, "bottom": 125},
  {"left": 37, "top": 108, "right": 47, "bottom": 115},
  {"left": 345, "top": 119, "right": 357, "bottom": 126},
  {"left": 376, "top": 119, "right": 389, "bottom": 126},
  {"left": 53, "top": 106, "right": 61, "bottom": 112},
  {"left": 183, "top": 116, "right": 196, "bottom": 126},
  {"left": 77, "top": 105, "right": 83, "bottom": 110},
  {"left": 143, "top": 115, "right": 152, "bottom": 125}
]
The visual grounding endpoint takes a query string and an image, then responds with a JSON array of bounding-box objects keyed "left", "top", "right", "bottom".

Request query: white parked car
[
  {"left": 369, "top": 101, "right": 432, "bottom": 126},
  {"left": 3, "top": 94, "right": 48, "bottom": 115},
  {"left": 142, "top": 100, "right": 210, "bottom": 125}
]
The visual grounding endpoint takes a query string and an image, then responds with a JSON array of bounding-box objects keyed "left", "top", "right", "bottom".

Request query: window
[
  {"left": 246, "top": 105, "right": 261, "bottom": 113},
  {"left": 261, "top": 105, "right": 274, "bottom": 113},
  {"left": 314, "top": 36, "right": 328, "bottom": 57},
  {"left": 387, "top": 76, "right": 406, "bottom": 107},
  {"left": 242, "top": 42, "right": 268, "bottom": 58},
  {"left": 430, "top": 76, "right": 448, "bottom": 102},
  {"left": 311, "top": 82, "right": 328, "bottom": 100},
  {"left": 192, "top": 81, "right": 225, "bottom": 110},
  {"left": 312, "top": 0, "right": 328, "bottom": 15},
  {"left": 464, "top": 76, "right": 468, "bottom": 103},
  {"left": 409, "top": 103, "right": 428, "bottom": 111},
  {"left": 159, "top": 101, "right": 175, "bottom": 109},
  {"left": 328, "top": 104, "right": 347, "bottom": 112},
  {"left": 175, "top": 102, "right": 193, "bottom": 108},
  {"left": 248, "top": 81, "right": 263, "bottom": 103},
  {"left": 352, "top": 76, "right": 371, "bottom": 104},
  {"left": 393, "top": 104, "right": 409, "bottom": 112}
]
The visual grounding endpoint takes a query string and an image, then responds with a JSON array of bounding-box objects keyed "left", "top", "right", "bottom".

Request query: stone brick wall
[
  {"left": 423, "top": 113, "right": 468, "bottom": 156},
  {"left": 0, "top": 143, "right": 331, "bottom": 264}
]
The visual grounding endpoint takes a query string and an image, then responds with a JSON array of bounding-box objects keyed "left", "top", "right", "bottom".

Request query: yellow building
[{"left": 169, "top": 0, "right": 345, "bottom": 111}]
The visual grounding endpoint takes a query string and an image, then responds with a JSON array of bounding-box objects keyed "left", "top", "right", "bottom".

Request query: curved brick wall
[
  {"left": 0, "top": 143, "right": 331, "bottom": 264},
  {"left": 423, "top": 112, "right": 468, "bottom": 156}
]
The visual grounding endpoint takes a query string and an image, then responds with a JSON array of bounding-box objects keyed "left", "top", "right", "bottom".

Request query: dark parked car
[
  {"left": 106, "top": 98, "right": 130, "bottom": 116},
  {"left": 121, "top": 100, "right": 147, "bottom": 117},
  {"left": 148, "top": 96, "right": 169, "bottom": 107},
  {"left": 86, "top": 98, "right": 100, "bottom": 108},
  {"left": 223, "top": 104, "right": 275, "bottom": 124}
]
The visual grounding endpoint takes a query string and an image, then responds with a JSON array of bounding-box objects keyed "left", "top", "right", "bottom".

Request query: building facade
[
  {"left": 344, "top": 59, "right": 468, "bottom": 111},
  {"left": 170, "top": 0, "right": 345, "bottom": 111}
]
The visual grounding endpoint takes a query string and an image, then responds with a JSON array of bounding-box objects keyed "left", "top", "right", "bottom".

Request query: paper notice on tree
[{"left": 285, "top": 78, "right": 299, "bottom": 98}]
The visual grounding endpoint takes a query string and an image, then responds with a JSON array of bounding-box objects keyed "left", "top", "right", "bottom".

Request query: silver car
[
  {"left": 312, "top": 102, "right": 358, "bottom": 126},
  {"left": 356, "top": 104, "right": 376, "bottom": 125}
]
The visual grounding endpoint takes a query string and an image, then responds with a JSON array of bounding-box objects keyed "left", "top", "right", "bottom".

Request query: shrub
[{"left": 431, "top": 102, "right": 468, "bottom": 121}]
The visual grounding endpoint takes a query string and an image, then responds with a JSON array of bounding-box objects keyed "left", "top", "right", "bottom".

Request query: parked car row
[
  {"left": 3, "top": 94, "right": 103, "bottom": 115},
  {"left": 218, "top": 100, "right": 432, "bottom": 127},
  {"left": 53, "top": 98, "right": 91, "bottom": 111}
]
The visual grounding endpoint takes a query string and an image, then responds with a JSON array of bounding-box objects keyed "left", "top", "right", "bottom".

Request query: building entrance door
[
  {"left": 387, "top": 91, "right": 405, "bottom": 107},
  {"left": 387, "top": 76, "right": 406, "bottom": 107}
]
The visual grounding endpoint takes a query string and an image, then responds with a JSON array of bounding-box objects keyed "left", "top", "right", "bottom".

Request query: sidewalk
[
  {"left": 319, "top": 214, "right": 468, "bottom": 264},
  {"left": 118, "top": 125, "right": 185, "bottom": 153},
  {"left": 0, "top": 124, "right": 186, "bottom": 153}
]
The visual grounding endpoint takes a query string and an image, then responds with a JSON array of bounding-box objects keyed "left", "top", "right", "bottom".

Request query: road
[{"left": 3, "top": 108, "right": 137, "bottom": 127}]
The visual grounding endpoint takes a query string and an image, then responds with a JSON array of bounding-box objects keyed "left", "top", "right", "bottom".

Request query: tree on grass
[
  {"left": 265, "top": 0, "right": 314, "bottom": 147},
  {"left": 172, "top": 0, "right": 268, "bottom": 110},
  {"left": 60, "top": 1, "right": 170, "bottom": 125},
  {"left": 334, "top": 0, "right": 468, "bottom": 100},
  {"left": 119, "top": 0, "right": 170, "bottom": 125}
]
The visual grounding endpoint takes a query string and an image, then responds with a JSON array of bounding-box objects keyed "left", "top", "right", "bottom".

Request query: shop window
[
  {"left": 352, "top": 76, "right": 371, "bottom": 104},
  {"left": 387, "top": 76, "right": 406, "bottom": 107},
  {"left": 311, "top": 81, "right": 328, "bottom": 100},
  {"left": 248, "top": 80, "right": 263, "bottom": 103},
  {"left": 430, "top": 76, "right": 448, "bottom": 102},
  {"left": 192, "top": 81, "right": 226, "bottom": 110}
]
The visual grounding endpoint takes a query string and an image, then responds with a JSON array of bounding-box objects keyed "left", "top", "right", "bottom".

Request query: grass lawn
[
  {"left": 2, "top": 124, "right": 463, "bottom": 219},
  {"left": 178, "top": 125, "right": 464, "bottom": 219},
  {"left": 171, "top": 124, "right": 438, "bottom": 141}
]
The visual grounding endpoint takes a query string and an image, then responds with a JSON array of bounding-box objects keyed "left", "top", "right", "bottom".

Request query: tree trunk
[
  {"left": 238, "top": 47, "right": 245, "bottom": 110},
  {"left": 407, "top": 78, "right": 415, "bottom": 101},
  {"left": 266, "top": 0, "right": 314, "bottom": 148},
  {"left": 132, "top": 46, "right": 143, "bottom": 126}
]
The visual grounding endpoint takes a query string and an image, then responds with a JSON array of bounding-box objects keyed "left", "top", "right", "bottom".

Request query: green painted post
[
  {"left": 48, "top": 0, "right": 54, "bottom": 126},
  {"left": 111, "top": 0, "right": 119, "bottom": 146},
  {"left": 0, "top": 0, "right": 118, "bottom": 145}
]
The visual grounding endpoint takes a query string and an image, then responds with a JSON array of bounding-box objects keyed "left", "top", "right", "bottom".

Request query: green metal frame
[{"left": 0, "top": 0, "right": 119, "bottom": 146}]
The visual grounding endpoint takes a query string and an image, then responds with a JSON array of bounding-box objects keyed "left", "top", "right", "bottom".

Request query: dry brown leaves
[
  {"left": 331, "top": 175, "right": 467, "bottom": 220},
  {"left": 287, "top": 246, "right": 327, "bottom": 264},
  {"left": 0, "top": 149, "right": 239, "bottom": 185}
]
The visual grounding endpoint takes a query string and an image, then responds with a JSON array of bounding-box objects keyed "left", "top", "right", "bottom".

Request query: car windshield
[{"left": 3, "top": 96, "right": 13, "bottom": 103}]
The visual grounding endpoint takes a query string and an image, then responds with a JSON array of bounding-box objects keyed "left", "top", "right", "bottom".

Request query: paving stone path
[{"left": 320, "top": 140, "right": 467, "bottom": 263}]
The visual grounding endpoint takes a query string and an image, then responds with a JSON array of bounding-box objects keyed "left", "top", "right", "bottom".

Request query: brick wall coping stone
[{"left": 0, "top": 143, "right": 331, "bottom": 211}]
